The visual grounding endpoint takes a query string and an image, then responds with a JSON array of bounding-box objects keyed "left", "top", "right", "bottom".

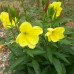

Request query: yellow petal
[
  {"left": 47, "top": 28, "right": 54, "bottom": 31},
  {"left": 26, "top": 35, "right": 39, "bottom": 45},
  {"left": 56, "top": 2, "right": 61, "bottom": 7},
  {"left": 0, "top": 14, "right": 1, "bottom": 20},
  {"left": 46, "top": 28, "right": 54, "bottom": 36},
  {"left": 54, "top": 27, "right": 65, "bottom": 34},
  {"left": 51, "top": 33, "right": 59, "bottom": 42},
  {"left": 28, "top": 43, "right": 36, "bottom": 49},
  {"left": 48, "top": 35, "right": 51, "bottom": 42},
  {"left": 30, "top": 26, "right": 43, "bottom": 35},
  {"left": 51, "top": 2, "right": 61, "bottom": 8},
  {"left": 15, "top": 17, "right": 17, "bottom": 22},
  {"left": 12, "top": 19, "right": 15, "bottom": 26},
  {"left": 3, "top": 22, "right": 11, "bottom": 29},
  {"left": 45, "top": 32, "right": 49, "bottom": 36},
  {"left": 51, "top": 27, "right": 65, "bottom": 42},
  {"left": 45, "top": 28, "right": 53, "bottom": 41},
  {"left": 55, "top": 32, "right": 64, "bottom": 39},
  {"left": 16, "top": 33, "right": 27, "bottom": 47},
  {"left": 12, "top": 17, "right": 19, "bottom": 27},
  {"left": 56, "top": 7, "right": 62, "bottom": 17},
  {"left": 20, "top": 22, "right": 32, "bottom": 33}
]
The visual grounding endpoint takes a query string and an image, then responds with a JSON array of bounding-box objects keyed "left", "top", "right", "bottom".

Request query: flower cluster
[
  {"left": 0, "top": 2, "right": 65, "bottom": 49},
  {"left": 48, "top": 2, "right": 62, "bottom": 19},
  {"left": 16, "top": 22, "right": 65, "bottom": 49},
  {"left": 0, "top": 12, "right": 18, "bottom": 29}
]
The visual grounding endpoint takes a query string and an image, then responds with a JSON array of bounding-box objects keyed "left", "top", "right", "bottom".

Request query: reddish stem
[{"left": 44, "top": 0, "right": 49, "bottom": 12}]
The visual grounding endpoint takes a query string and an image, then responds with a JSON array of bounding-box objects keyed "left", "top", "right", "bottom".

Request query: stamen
[{"left": 24, "top": 32, "right": 27, "bottom": 35}]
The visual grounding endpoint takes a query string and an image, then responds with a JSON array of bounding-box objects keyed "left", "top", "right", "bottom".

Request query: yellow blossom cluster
[
  {"left": 0, "top": 12, "right": 18, "bottom": 29},
  {"left": 16, "top": 22, "right": 65, "bottom": 49},
  {"left": 0, "top": 2, "right": 65, "bottom": 49},
  {"left": 48, "top": 2, "right": 62, "bottom": 19}
]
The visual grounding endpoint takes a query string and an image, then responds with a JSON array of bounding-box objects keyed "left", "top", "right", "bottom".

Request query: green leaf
[
  {"left": 60, "top": 45, "right": 74, "bottom": 56},
  {"left": 3, "top": 4, "right": 8, "bottom": 12},
  {"left": 26, "top": 49, "right": 34, "bottom": 57},
  {"left": 0, "top": 38, "right": 5, "bottom": 44},
  {"left": 68, "top": 49, "right": 74, "bottom": 56},
  {"left": 54, "top": 52, "right": 69, "bottom": 64},
  {"left": 51, "top": 42, "right": 58, "bottom": 48},
  {"left": 32, "top": 49, "right": 45, "bottom": 55},
  {"left": 9, "top": 56, "right": 25, "bottom": 70},
  {"left": 42, "top": 0, "right": 47, "bottom": 6},
  {"left": 60, "top": 38, "right": 72, "bottom": 45},
  {"left": 20, "top": 18, "right": 26, "bottom": 23},
  {"left": 14, "top": 71, "right": 24, "bottom": 74},
  {"left": 66, "top": 64, "right": 74, "bottom": 74},
  {"left": 9, "top": 54, "right": 15, "bottom": 68},
  {"left": 32, "top": 60, "right": 41, "bottom": 74},
  {"left": 41, "top": 66, "right": 49, "bottom": 74},
  {"left": 7, "top": 53, "right": 13, "bottom": 60},
  {"left": 14, "top": 65, "right": 26, "bottom": 70},
  {"left": 26, "top": 8, "right": 37, "bottom": 20},
  {"left": 65, "top": 27, "right": 74, "bottom": 35},
  {"left": 52, "top": 18, "right": 72, "bottom": 26},
  {"left": 48, "top": 7, "right": 54, "bottom": 19},
  {"left": 35, "top": 19, "right": 43, "bottom": 28},
  {"left": 61, "top": 63, "right": 66, "bottom": 74},
  {"left": 46, "top": 47, "right": 53, "bottom": 63},
  {"left": 9, "top": 7, "right": 15, "bottom": 18},
  {"left": 7, "top": 43, "right": 24, "bottom": 56},
  {"left": 3, "top": 67, "right": 10, "bottom": 74},
  {"left": 71, "top": 47, "right": 74, "bottom": 50},
  {"left": 52, "top": 58, "right": 62, "bottom": 74},
  {"left": 28, "top": 68, "right": 35, "bottom": 74}
]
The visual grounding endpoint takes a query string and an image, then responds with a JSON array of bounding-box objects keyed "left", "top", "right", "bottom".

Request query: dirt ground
[{"left": 0, "top": 0, "right": 74, "bottom": 74}]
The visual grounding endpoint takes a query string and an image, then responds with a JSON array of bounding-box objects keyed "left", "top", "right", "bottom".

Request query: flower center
[
  {"left": 52, "top": 31, "right": 54, "bottom": 33},
  {"left": 24, "top": 32, "right": 27, "bottom": 35}
]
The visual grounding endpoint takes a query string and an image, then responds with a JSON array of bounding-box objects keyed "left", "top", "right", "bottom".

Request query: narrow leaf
[
  {"left": 32, "top": 60, "right": 41, "bottom": 74},
  {"left": 28, "top": 68, "right": 35, "bottom": 74},
  {"left": 52, "top": 58, "right": 62, "bottom": 74},
  {"left": 41, "top": 66, "right": 49, "bottom": 74},
  {"left": 32, "top": 50, "right": 45, "bottom": 55},
  {"left": 46, "top": 47, "right": 53, "bottom": 63},
  {"left": 26, "top": 49, "right": 34, "bottom": 57},
  {"left": 61, "top": 63, "right": 66, "bottom": 74},
  {"left": 9, "top": 56, "right": 25, "bottom": 70},
  {"left": 54, "top": 52, "right": 69, "bottom": 64}
]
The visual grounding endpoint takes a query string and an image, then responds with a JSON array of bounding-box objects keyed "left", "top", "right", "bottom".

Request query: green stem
[
  {"left": 21, "top": 0, "right": 27, "bottom": 17},
  {"left": 37, "top": 0, "right": 40, "bottom": 9},
  {"left": 43, "top": 6, "right": 44, "bottom": 12},
  {"left": 11, "top": 28, "right": 15, "bottom": 40},
  {"left": 16, "top": 25, "right": 19, "bottom": 34}
]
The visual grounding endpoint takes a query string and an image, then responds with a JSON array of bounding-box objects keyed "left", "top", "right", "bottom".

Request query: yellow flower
[
  {"left": 16, "top": 22, "right": 43, "bottom": 49},
  {"left": 0, "top": 12, "right": 11, "bottom": 29},
  {"left": 45, "top": 27, "right": 65, "bottom": 42},
  {"left": 48, "top": 2, "right": 62, "bottom": 19},
  {"left": 0, "top": 12, "right": 18, "bottom": 29},
  {"left": 12, "top": 17, "right": 18, "bottom": 27}
]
